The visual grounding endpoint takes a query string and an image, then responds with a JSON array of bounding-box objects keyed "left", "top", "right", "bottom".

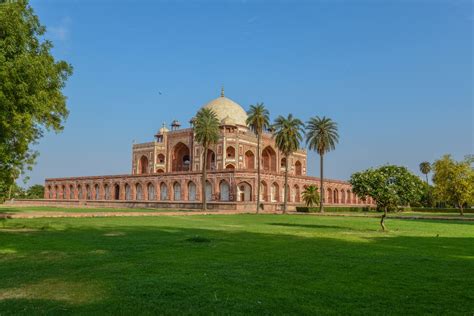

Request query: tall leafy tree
[
  {"left": 194, "top": 108, "right": 220, "bottom": 211},
  {"left": 305, "top": 116, "right": 339, "bottom": 213},
  {"left": 419, "top": 161, "right": 431, "bottom": 184},
  {"left": 0, "top": 0, "right": 73, "bottom": 199},
  {"left": 350, "top": 165, "right": 424, "bottom": 231},
  {"left": 302, "top": 185, "right": 320, "bottom": 208},
  {"left": 246, "top": 103, "right": 270, "bottom": 213},
  {"left": 273, "top": 114, "right": 304, "bottom": 213},
  {"left": 432, "top": 155, "right": 474, "bottom": 216}
]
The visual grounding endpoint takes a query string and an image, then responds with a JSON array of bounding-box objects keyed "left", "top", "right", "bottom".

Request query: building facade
[{"left": 44, "top": 90, "right": 373, "bottom": 210}]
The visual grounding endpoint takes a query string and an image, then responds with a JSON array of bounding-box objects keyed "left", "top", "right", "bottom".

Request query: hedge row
[
  {"left": 296, "top": 206, "right": 373, "bottom": 213},
  {"left": 410, "top": 207, "right": 474, "bottom": 214},
  {"left": 295, "top": 206, "right": 473, "bottom": 214}
]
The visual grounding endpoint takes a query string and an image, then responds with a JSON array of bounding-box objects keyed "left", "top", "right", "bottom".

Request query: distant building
[{"left": 44, "top": 89, "right": 373, "bottom": 210}]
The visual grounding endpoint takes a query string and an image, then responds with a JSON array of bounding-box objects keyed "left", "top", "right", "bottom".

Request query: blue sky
[{"left": 23, "top": 0, "right": 473, "bottom": 185}]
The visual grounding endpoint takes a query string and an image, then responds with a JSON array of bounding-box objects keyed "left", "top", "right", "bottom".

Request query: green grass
[
  {"left": 0, "top": 214, "right": 473, "bottom": 315},
  {"left": 0, "top": 206, "right": 193, "bottom": 214}
]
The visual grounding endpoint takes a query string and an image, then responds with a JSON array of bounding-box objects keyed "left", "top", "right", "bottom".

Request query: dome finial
[{"left": 220, "top": 85, "right": 224, "bottom": 97}]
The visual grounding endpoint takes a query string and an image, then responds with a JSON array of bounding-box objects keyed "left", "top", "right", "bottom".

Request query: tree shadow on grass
[
  {"left": 0, "top": 219, "right": 473, "bottom": 315},
  {"left": 267, "top": 222, "right": 376, "bottom": 232}
]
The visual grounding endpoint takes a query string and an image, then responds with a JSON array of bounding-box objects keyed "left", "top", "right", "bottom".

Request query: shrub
[{"left": 296, "top": 206, "right": 373, "bottom": 213}]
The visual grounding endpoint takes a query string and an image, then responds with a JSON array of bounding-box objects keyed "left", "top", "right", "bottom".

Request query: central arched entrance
[
  {"left": 172, "top": 142, "right": 191, "bottom": 172},
  {"left": 139, "top": 155, "right": 149, "bottom": 174}
]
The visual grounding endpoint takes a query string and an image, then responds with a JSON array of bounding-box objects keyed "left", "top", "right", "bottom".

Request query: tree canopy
[
  {"left": 272, "top": 114, "right": 304, "bottom": 213},
  {"left": 0, "top": 0, "right": 72, "bottom": 198},
  {"left": 194, "top": 108, "right": 220, "bottom": 210},
  {"left": 432, "top": 155, "right": 474, "bottom": 215},
  {"left": 302, "top": 185, "right": 320, "bottom": 208},
  {"left": 350, "top": 165, "right": 424, "bottom": 230}
]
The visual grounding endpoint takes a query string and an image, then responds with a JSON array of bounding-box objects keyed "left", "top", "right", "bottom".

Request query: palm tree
[
  {"left": 419, "top": 161, "right": 431, "bottom": 184},
  {"left": 273, "top": 114, "right": 304, "bottom": 213},
  {"left": 246, "top": 103, "right": 270, "bottom": 213},
  {"left": 194, "top": 108, "right": 220, "bottom": 211},
  {"left": 305, "top": 116, "right": 339, "bottom": 213},
  {"left": 302, "top": 185, "right": 320, "bottom": 208}
]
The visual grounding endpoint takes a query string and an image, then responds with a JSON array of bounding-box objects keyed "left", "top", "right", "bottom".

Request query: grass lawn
[
  {"left": 0, "top": 214, "right": 472, "bottom": 315},
  {"left": 0, "top": 206, "right": 193, "bottom": 214}
]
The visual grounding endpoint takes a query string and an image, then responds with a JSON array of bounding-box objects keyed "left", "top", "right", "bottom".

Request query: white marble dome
[{"left": 201, "top": 90, "right": 248, "bottom": 126}]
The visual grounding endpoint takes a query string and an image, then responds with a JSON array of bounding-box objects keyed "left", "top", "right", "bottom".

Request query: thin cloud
[{"left": 48, "top": 17, "right": 72, "bottom": 42}]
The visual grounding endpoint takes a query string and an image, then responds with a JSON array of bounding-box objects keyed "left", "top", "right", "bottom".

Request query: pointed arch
[
  {"left": 219, "top": 180, "right": 230, "bottom": 201},
  {"left": 114, "top": 184, "right": 120, "bottom": 200},
  {"left": 86, "top": 185, "right": 92, "bottom": 200},
  {"left": 172, "top": 142, "right": 191, "bottom": 172},
  {"left": 327, "top": 188, "right": 333, "bottom": 203},
  {"left": 136, "top": 183, "right": 143, "bottom": 200},
  {"left": 271, "top": 182, "right": 280, "bottom": 202},
  {"left": 173, "top": 182, "right": 182, "bottom": 201},
  {"left": 293, "top": 184, "right": 301, "bottom": 203},
  {"left": 260, "top": 180, "right": 268, "bottom": 202},
  {"left": 69, "top": 185, "right": 75, "bottom": 199},
  {"left": 94, "top": 184, "right": 100, "bottom": 200},
  {"left": 77, "top": 185, "right": 83, "bottom": 199},
  {"left": 206, "top": 149, "right": 216, "bottom": 170},
  {"left": 237, "top": 182, "right": 252, "bottom": 202},
  {"left": 205, "top": 181, "right": 213, "bottom": 201},
  {"left": 188, "top": 181, "right": 197, "bottom": 201},
  {"left": 160, "top": 182, "right": 168, "bottom": 200},
  {"left": 226, "top": 146, "right": 236, "bottom": 159},
  {"left": 262, "top": 146, "right": 277, "bottom": 172},
  {"left": 245, "top": 150, "right": 255, "bottom": 169},
  {"left": 125, "top": 183, "right": 132, "bottom": 200},
  {"left": 138, "top": 155, "right": 149, "bottom": 174},
  {"left": 147, "top": 183, "right": 155, "bottom": 200},
  {"left": 295, "top": 160, "right": 302, "bottom": 176},
  {"left": 104, "top": 184, "right": 110, "bottom": 200}
]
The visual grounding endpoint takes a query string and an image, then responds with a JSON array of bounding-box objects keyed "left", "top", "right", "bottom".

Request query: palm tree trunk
[
  {"left": 256, "top": 133, "right": 261, "bottom": 214},
  {"left": 425, "top": 174, "right": 429, "bottom": 185},
  {"left": 283, "top": 154, "right": 289, "bottom": 214},
  {"left": 319, "top": 153, "right": 324, "bottom": 213},
  {"left": 202, "top": 146, "right": 208, "bottom": 211}
]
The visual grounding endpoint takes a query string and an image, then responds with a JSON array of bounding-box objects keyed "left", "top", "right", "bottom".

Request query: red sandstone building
[{"left": 44, "top": 90, "right": 372, "bottom": 211}]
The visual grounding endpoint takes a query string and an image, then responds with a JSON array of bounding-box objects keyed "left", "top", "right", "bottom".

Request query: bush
[
  {"left": 296, "top": 206, "right": 373, "bottom": 213},
  {"left": 410, "top": 207, "right": 474, "bottom": 214}
]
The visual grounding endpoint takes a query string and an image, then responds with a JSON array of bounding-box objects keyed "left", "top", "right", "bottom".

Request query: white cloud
[{"left": 49, "top": 17, "right": 72, "bottom": 42}]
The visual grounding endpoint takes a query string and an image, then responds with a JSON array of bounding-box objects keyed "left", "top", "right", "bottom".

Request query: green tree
[
  {"left": 350, "top": 165, "right": 424, "bottom": 231},
  {"left": 194, "top": 108, "right": 220, "bottom": 211},
  {"left": 273, "top": 114, "right": 304, "bottom": 213},
  {"left": 246, "top": 103, "right": 270, "bottom": 213},
  {"left": 302, "top": 185, "right": 320, "bottom": 208},
  {"left": 432, "top": 155, "right": 474, "bottom": 216},
  {"left": 419, "top": 161, "right": 431, "bottom": 184},
  {"left": 305, "top": 116, "right": 339, "bottom": 213},
  {"left": 0, "top": 1, "right": 73, "bottom": 199},
  {"left": 26, "top": 184, "right": 44, "bottom": 199}
]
